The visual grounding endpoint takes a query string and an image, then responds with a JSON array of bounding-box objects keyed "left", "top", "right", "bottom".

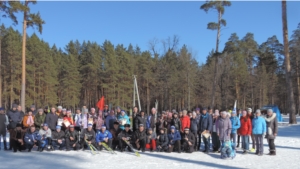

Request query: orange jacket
[
  {"left": 181, "top": 115, "right": 190, "bottom": 131},
  {"left": 23, "top": 115, "right": 35, "bottom": 128}
]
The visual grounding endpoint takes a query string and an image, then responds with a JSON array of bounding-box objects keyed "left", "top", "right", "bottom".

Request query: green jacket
[{"left": 34, "top": 113, "right": 46, "bottom": 127}]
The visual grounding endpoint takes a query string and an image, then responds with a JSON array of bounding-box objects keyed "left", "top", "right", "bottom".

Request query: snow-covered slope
[{"left": 0, "top": 115, "right": 299, "bottom": 169}]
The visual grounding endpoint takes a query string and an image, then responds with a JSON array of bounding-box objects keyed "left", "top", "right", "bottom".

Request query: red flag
[{"left": 96, "top": 96, "right": 105, "bottom": 111}]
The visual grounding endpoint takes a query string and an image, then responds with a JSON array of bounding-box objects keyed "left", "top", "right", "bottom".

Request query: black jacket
[
  {"left": 190, "top": 118, "right": 199, "bottom": 133},
  {"left": 118, "top": 129, "right": 133, "bottom": 140},
  {"left": 133, "top": 130, "right": 147, "bottom": 142},
  {"left": 156, "top": 133, "right": 169, "bottom": 147},
  {"left": 52, "top": 130, "right": 65, "bottom": 140},
  {"left": 65, "top": 130, "right": 79, "bottom": 142},
  {"left": 81, "top": 129, "right": 95, "bottom": 143},
  {"left": 171, "top": 118, "right": 181, "bottom": 131},
  {"left": 198, "top": 113, "right": 213, "bottom": 133},
  {"left": 182, "top": 132, "right": 195, "bottom": 146},
  {"left": 135, "top": 115, "right": 147, "bottom": 130}
]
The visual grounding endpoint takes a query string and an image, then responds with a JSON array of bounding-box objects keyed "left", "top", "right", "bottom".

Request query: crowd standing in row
[{"left": 0, "top": 104, "right": 278, "bottom": 158}]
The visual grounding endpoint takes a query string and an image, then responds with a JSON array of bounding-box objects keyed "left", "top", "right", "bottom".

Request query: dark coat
[
  {"left": 157, "top": 133, "right": 169, "bottom": 147},
  {"left": 52, "top": 130, "right": 65, "bottom": 140},
  {"left": 135, "top": 115, "right": 147, "bottom": 130},
  {"left": 190, "top": 118, "right": 199, "bottom": 133},
  {"left": 110, "top": 127, "right": 122, "bottom": 141},
  {"left": 198, "top": 113, "right": 213, "bottom": 133},
  {"left": 182, "top": 132, "right": 195, "bottom": 146},
  {"left": 65, "top": 130, "right": 79, "bottom": 143},
  {"left": 45, "top": 112, "right": 59, "bottom": 131},
  {"left": 118, "top": 129, "right": 133, "bottom": 140},
  {"left": 0, "top": 114, "right": 7, "bottom": 135},
  {"left": 81, "top": 129, "right": 95, "bottom": 143},
  {"left": 34, "top": 113, "right": 46, "bottom": 128},
  {"left": 265, "top": 113, "right": 278, "bottom": 139},
  {"left": 10, "top": 128, "right": 26, "bottom": 141},
  {"left": 133, "top": 129, "right": 147, "bottom": 142},
  {"left": 7, "top": 110, "right": 22, "bottom": 129},
  {"left": 171, "top": 117, "right": 181, "bottom": 131}
]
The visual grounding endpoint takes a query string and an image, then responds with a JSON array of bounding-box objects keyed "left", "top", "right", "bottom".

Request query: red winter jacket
[
  {"left": 238, "top": 116, "right": 252, "bottom": 136},
  {"left": 181, "top": 115, "right": 190, "bottom": 131}
]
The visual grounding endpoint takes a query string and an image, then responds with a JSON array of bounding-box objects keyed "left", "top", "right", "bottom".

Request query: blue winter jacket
[
  {"left": 24, "top": 130, "right": 42, "bottom": 144},
  {"left": 95, "top": 130, "right": 112, "bottom": 143},
  {"left": 198, "top": 113, "right": 213, "bottom": 133},
  {"left": 230, "top": 116, "right": 241, "bottom": 134},
  {"left": 252, "top": 116, "right": 267, "bottom": 135},
  {"left": 168, "top": 130, "right": 181, "bottom": 145},
  {"left": 117, "top": 114, "right": 130, "bottom": 130}
]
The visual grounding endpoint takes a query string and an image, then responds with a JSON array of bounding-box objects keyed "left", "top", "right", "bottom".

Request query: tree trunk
[
  {"left": 296, "top": 53, "right": 300, "bottom": 115},
  {"left": 146, "top": 78, "right": 150, "bottom": 115},
  {"left": 21, "top": 11, "right": 27, "bottom": 112},
  {"left": 282, "top": 0, "right": 297, "bottom": 124},
  {"left": 0, "top": 28, "right": 2, "bottom": 107}
]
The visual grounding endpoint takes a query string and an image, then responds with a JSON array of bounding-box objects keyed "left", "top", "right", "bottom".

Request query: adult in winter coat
[
  {"left": 156, "top": 128, "right": 169, "bottom": 152},
  {"left": 110, "top": 121, "right": 121, "bottom": 150},
  {"left": 7, "top": 104, "right": 22, "bottom": 130},
  {"left": 118, "top": 110, "right": 130, "bottom": 130},
  {"left": 181, "top": 127, "right": 195, "bottom": 153},
  {"left": 96, "top": 125, "right": 113, "bottom": 150},
  {"left": 81, "top": 124, "right": 96, "bottom": 149},
  {"left": 135, "top": 111, "right": 147, "bottom": 130},
  {"left": 30, "top": 105, "right": 37, "bottom": 116},
  {"left": 167, "top": 126, "right": 181, "bottom": 153},
  {"left": 65, "top": 125, "right": 80, "bottom": 151},
  {"left": 238, "top": 110, "right": 252, "bottom": 154},
  {"left": 180, "top": 110, "right": 190, "bottom": 133},
  {"left": 217, "top": 111, "right": 232, "bottom": 145},
  {"left": 170, "top": 112, "right": 181, "bottom": 131},
  {"left": 39, "top": 123, "right": 52, "bottom": 152},
  {"left": 252, "top": 109, "right": 266, "bottom": 156},
  {"left": 0, "top": 107, "right": 8, "bottom": 150},
  {"left": 23, "top": 111, "right": 35, "bottom": 129},
  {"left": 24, "top": 126, "right": 42, "bottom": 152},
  {"left": 230, "top": 111, "right": 240, "bottom": 145},
  {"left": 265, "top": 109, "right": 278, "bottom": 156},
  {"left": 52, "top": 125, "right": 65, "bottom": 150},
  {"left": 34, "top": 109, "right": 46, "bottom": 130},
  {"left": 105, "top": 110, "right": 117, "bottom": 130},
  {"left": 212, "top": 111, "right": 221, "bottom": 152},
  {"left": 118, "top": 124, "right": 133, "bottom": 152},
  {"left": 88, "top": 108, "right": 98, "bottom": 130},
  {"left": 146, "top": 108, "right": 156, "bottom": 130},
  {"left": 247, "top": 108, "right": 256, "bottom": 151},
  {"left": 10, "top": 123, "right": 26, "bottom": 152},
  {"left": 198, "top": 108, "right": 213, "bottom": 153},
  {"left": 81, "top": 109, "right": 89, "bottom": 130},
  {"left": 133, "top": 124, "right": 147, "bottom": 152},
  {"left": 190, "top": 112, "right": 199, "bottom": 151},
  {"left": 132, "top": 106, "right": 139, "bottom": 132},
  {"left": 74, "top": 108, "right": 82, "bottom": 132},
  {"left": 45, "top": 107, "right": 59, "bottom": 131},
  {"left": 145, "top": 128, "right": 156, "bottom": 151},
  {"left": 63, "top": 110, "right": 74, "bottom": 130},
  {"left": 95, "top": 111, "right": 105, "bottom": 131}
]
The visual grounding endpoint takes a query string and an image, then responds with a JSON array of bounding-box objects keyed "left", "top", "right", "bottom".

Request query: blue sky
[{"left": 1, "top": 1, "right": 300, "bottom": 64}]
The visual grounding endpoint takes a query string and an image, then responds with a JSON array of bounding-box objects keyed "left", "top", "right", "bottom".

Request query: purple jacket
[{"left": 216, "top": 117, "right": 232, "bottom": 141}]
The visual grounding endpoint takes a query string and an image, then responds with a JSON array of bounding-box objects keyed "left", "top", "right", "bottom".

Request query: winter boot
[
  {"left": 270, "top": 150, "right": 276, "bottom": 156},
  {"left": 3, "top": 140, "right": 8, "bottom": 150},
  {"left": 267, "top": 149, "right": 272, "bottom": 155}
]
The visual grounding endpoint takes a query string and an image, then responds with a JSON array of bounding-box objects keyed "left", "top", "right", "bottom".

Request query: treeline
[{"left": 1, "top": 24, "right": 300, "bottom": 114}]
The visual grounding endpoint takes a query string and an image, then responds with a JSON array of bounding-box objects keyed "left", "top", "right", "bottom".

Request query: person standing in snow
[
  {"left": 135, "top": 110, "right": 147, "bottom": 131},
  {"left": 212, "top": 111, "right": 221, "bottom": 152},
  {"left": 252, "top": 109, "right": 266, "bottom": 156},
  {"left": 132, "top": 106, "right": 139, "bottom": 132},
  {"left": 118, "top": 110, "right": 130, "bottom": 130},
  {"left": 265, "top": 109, "right": 278, "bottom": 156},
  {"left": 180, "top": 110, "right": 190, "bottom": 133},
  {"left": 88, "top": 108, "right": 98, "bottom": 131},
  {"left": 190, "top": 112, "right": 199, "bottom": 151},
  {"left": 74, "top": 108, "right": 82, "bottom": 132},
  {"left": 0, "top": 107, "right": 9, "bottom": 150},
  {"left": 95, "top": 111, "right": 105, "bottom": 132},
  {"left": 247, "top": 108, "right": 256, "bottom": 152},
  {"left": 238, "top": 110, "right": 252, "bottom": 154},
  {"left": 198, "top": 107, "right": 213, "bottom": 153},
  {"left": 106, "top": 110, "right": 117, "bottom": 130},
  {"left": 81, "top": 109, "right": 89, "bottom": 130},
  {"left": 45, "top": 107, "right": 59, "bottom": 132},
  {"left": 171, "top": 112, "right": 181, "bottom": 132},
  {"left": 217, "top": 111, "right": 232, "bottom": 146},
  {"left": 30, "top": 105, "right": 37, "bottom": 116},
  {"left": 103, "top": 105, "right": 110, "bottom": 119},
  {"left": 34, "top": 109, "right": 46, "bottom": 130},
  {"left": 236, "top": 109, "right": 242, "bottom": 148},
  {"left": 230, "top": 111, "right": 240, "bottom": 147},
  {"left": 147, "top": 108, "right": 156, "bottom": 131},
  {"left": 22, "top": 110, "right": 35, "bottom": 129}
]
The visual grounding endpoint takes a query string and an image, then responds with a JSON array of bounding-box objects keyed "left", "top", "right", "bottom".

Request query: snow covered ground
[{"left": 0, "top": 115, "right": 299, "bottom": 169}]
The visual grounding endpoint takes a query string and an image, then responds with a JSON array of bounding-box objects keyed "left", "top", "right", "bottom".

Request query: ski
[
  {"left": 124, "top": 140, "right": 140, "bottom": 157},
  {"left": 85, "top": 139, "right": 99, "bottom": 155},
  {"left": 101, "top": 142, "right": 116, "bottom": 154}
]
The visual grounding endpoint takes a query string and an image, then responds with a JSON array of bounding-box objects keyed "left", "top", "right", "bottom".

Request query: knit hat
[
  {"left": 196, "top": 108, "right": 200, "bottom": 111},
  {"left": 147, "top": 128, "right": 153, "bottom": 131},
  {"left": 43, "top": 123, "right": 48, "bottom": 127},
  {"left": 247, "top": 108, "right": 252, "bottom": 112},
  {"left": 139, "top": 124, "right": 144, "bottom": 127},
  {"left": 184, "top": 127, "right": 189, "bottom": 131},
  {"left": 124, "top": 124, "right": 130, "bottom": 128},
  {"left": 12, "top": 104, "right": 18, "bottom": 109},
  {"left": 170, "top": 126, "right": 176, "bottom": 130},
  {"left": 256, "top": 109, "right": 261, "bottom": 114},
  {"left": 30, "top": 105, "right": 35, "bottom": 109},
  {"left": 56, "top": 125, "right": 61, "bottom": 129},
  {"left": 88, "top": 124, "right": 93, "bottom": 127},
  {"left": 57, "top": 106, "right": 62, "bottom": 109},
  {"left": 202, "top": 107, "right": 207, "bottom": 111},
  {"left": 113, "top": 121, "right": 119, "bottom": 125},
  {"left": 101, "top": 125, "right": 106, "bottom": 129},
  {"left": 69, "top": 125, "right": 74, "bottom": 128}
]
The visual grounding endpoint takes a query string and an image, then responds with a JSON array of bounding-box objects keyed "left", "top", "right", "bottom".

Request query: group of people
[{"left": 0, "top": 104, "right": 278, "bottom": 159}]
